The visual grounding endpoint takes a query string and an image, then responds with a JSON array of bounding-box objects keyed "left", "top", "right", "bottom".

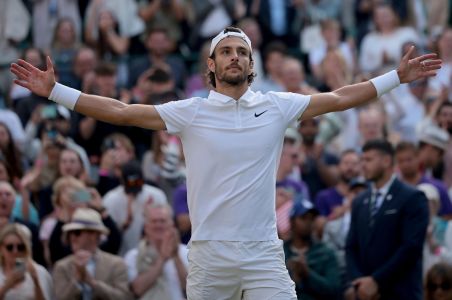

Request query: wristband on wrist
[
  {"left": 48, "top": 82, "right": 81, "bottom": 110},
  {"left": 369, "top": 70, "right": 400, "bottom": 98}
]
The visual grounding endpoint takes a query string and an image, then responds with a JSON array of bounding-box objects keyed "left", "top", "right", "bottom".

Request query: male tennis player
[{"left": 11, "top": 27, "right": 441, "bottom": 299}]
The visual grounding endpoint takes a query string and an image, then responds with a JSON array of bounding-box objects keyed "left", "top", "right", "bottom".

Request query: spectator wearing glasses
[
  {"left": 425, "top": 262, "right": 452, "bottom": 300},
  {"left": 0, "top": 223, "right": 53, "bottom": 300},
  {"left": 0, "top": 182, "right": 43, "bottom": 265}
]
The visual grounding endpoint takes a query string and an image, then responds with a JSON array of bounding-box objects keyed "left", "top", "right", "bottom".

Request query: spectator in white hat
[
  {"left": 53, "top": 207, "right": 132, "bottom": 300},
  {"left": 418, "top": 123, "right": 450, "bottom": 180}
]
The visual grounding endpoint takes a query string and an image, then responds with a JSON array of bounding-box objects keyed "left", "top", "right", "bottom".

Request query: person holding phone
[
  {"left": 44, "top": 176, "right": 121, "bottom": 266},
  {"left": 0, "top": 223, "right": 53, "bottom": 299}
]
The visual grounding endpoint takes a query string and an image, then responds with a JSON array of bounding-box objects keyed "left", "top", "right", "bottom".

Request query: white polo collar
[{"left": 207, "top": 88, "right": 255, "bottom": 104}]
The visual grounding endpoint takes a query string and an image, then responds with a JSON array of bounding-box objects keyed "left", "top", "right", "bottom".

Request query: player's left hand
[{"left": 397, "top": 46, "right": 442, "bottom": 84}]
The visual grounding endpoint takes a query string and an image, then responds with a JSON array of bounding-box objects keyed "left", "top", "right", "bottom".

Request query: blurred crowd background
[{"left": 0, "top": 0, "right": 452, "bottom": 299}]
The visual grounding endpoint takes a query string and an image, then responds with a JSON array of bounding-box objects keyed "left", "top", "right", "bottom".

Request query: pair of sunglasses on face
[
  {"left": 71, "top": 229, "right": 98, "bottom": 237},
  {"left": 428, "top": 282, "right": 452, "bottom": 291},
  {"left": 3, "top": 243, "right": 26, "bottom": 253}
]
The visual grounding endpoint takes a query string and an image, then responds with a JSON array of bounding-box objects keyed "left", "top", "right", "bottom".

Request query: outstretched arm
[
  {"left": 302, "top": 46, "right": 442, "bottom": 120},
  {"left": 10, "top": 57, "right": 166, "bottom": 130}
]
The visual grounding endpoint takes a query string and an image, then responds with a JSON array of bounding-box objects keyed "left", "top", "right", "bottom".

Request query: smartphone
[
  {"left": 101, "top": 138, "right": 116, "bottom": 153},
  {"left": 71, "top": 189, "right": 91, "bottom": 203},
  {"left": 14, "top": 258, "right": 26, "bottom": 273},
  {"left": 41, "top": 105, "right": 57, "bottom": 119},
  {"left": 46, "top": 129, "right": 58, "bottom": 140}
]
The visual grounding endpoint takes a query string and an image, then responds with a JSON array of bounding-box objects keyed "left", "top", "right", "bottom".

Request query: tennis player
[{"left": 11, "top": 27, "right": 441, "bottom": 299}]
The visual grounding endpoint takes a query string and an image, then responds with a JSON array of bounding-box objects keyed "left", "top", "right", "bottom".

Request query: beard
[
  {"left": 215, "top": 66, "right": 248, "bottom": 86},
  {"left": 364, "top": 167, "right": 385, "bottom": 182},
  {"left": 302, "top": 135, "right": 315, "bottom": 146},
  {"left": 340, "top": 173, "right": 354, "bottom": 184}
]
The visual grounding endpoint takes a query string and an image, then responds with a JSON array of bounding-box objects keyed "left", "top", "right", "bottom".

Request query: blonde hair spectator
[{"left": 0, "top": 223, "right": 53, "bottom": 299}]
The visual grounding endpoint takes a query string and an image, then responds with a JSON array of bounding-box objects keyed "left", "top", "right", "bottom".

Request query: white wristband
[
  {"left": 369, "top": 70, "right": 400, "bottom": 98},
  {"left": 48, "top": 82, "right": 81, "bottom": 110}
]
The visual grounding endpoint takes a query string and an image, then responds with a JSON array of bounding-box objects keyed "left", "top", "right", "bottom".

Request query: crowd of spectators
[{"left": 1, "top": 0, "right": 452, "bottom": 299}]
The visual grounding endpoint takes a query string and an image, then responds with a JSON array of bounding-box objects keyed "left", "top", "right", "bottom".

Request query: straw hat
[{"left": 63, "top": 208, "right": 109, "bottom": 235}]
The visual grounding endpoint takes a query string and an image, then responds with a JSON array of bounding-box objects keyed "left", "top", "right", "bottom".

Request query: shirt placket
[{"left": 235, "top": 100, "right": 242, "bottom": 129}]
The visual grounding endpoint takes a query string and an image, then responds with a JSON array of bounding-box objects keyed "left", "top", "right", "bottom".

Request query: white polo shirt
[{"left": 155, "top": 89, "right": 310, "bottom": 241}]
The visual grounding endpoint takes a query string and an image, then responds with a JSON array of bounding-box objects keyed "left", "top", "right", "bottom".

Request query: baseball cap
[
  {"left": 210, "top": 27, "right": 252, "bottom": 56},
  {"left": 290, "top": 199, "right": 319, "bottom": 219},
  {"left": 121, "top": 160, "right": 144, "bottom": 195},
  {"left": 418, "top": 123, "right": 449, "bottom": 151}
]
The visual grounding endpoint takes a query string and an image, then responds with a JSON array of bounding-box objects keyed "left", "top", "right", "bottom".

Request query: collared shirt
[
  {"left": 371, "top": 174, "right": 397, "bottom": 214},
  {"left": 155, "top": 89, "right": 310, "bottom": 241},
  {"left": 269, "top": 0, "right": 286, "bottom": 36}
]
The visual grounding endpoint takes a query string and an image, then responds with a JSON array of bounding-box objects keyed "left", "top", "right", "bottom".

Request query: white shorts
[{"left": 186, "top": 240, "right": 297, "bottom": 300}]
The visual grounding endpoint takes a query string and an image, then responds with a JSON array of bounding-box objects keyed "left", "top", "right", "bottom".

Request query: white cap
[
  {"left": 418, "top": 124, "right": 449, "bottom": 151},
  {"left": 284, "top": 127, "right": 300, "bottom": 143},
  {"left": 417, "top": 183, "right": 440, "bottom": 202},
  {"left": 210, "top": 28, "right": 252, "bottom": 56}
]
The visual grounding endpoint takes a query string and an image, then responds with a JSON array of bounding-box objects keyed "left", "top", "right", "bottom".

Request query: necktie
[{"left": 370, "top": 192, "right": 381, "bottom": 225}]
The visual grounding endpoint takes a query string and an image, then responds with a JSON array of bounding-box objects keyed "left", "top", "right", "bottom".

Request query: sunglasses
[
  {"left": 4, "top": 243, "right": 26, "bottom": 253},
  {"left": 428, "top": 282, "right": 451, "bottom": 291},
  {"left": 71, "top": 230, "right": 97, "bottom": 237}
]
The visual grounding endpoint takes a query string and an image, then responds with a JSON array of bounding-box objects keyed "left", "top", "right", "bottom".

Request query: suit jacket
[
  {"left": 53, "top": 250, "right": 133, "bottom": 300},
  {"left": 255, "top": 0, "right": 299, "bottom": 47},
  {"left": 346, "top": 177, "right": 428, "bottom": 300}
]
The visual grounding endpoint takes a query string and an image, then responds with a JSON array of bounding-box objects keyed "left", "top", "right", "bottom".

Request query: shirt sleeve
[
  {"left": 154, "top": 98, "right": 199, "bottom": 134},
  {"left": 173, "top": 185, "right": 189, "bottom": 215},
  {"left": 270, "top": 92, "right": 311, "bottom": 125},
  {"left": 124, "top": 249, "right": 138, "bottom": 282}
]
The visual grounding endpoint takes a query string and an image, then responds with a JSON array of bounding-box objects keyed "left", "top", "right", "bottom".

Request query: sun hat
[{"left": 62, "top": 208, "right": 109, "bottom": 235}]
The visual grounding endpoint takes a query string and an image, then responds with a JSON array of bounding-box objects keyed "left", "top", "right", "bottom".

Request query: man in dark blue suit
[{"left": 345, "top": 139, "right": 429, "bottom": 300}]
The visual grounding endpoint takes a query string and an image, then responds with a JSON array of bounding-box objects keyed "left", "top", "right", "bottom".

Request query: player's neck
[{"left": 214, "top": 83, "right": 249, "bottom": 101}]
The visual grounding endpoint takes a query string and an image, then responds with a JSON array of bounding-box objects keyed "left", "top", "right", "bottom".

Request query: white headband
[{"left": 209, "top": 29, "right": 252, "bottom": 56}]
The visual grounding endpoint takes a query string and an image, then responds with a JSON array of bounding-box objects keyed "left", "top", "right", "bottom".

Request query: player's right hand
[{"left": 10, "top": 56, "right": 56, "bottom": 98}]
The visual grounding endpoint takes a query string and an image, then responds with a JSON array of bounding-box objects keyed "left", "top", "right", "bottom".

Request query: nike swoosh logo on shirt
[{"left": 254, "top": 110, "right": 268, "bottom": 117}]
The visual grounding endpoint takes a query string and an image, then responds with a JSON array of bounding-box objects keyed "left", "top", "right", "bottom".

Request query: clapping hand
[
  {"left": 159, "top": 228, "right": 179, "bottom": 261},
  {"left": 73, "top": 250, "right": 92, "bottom": 283}
]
